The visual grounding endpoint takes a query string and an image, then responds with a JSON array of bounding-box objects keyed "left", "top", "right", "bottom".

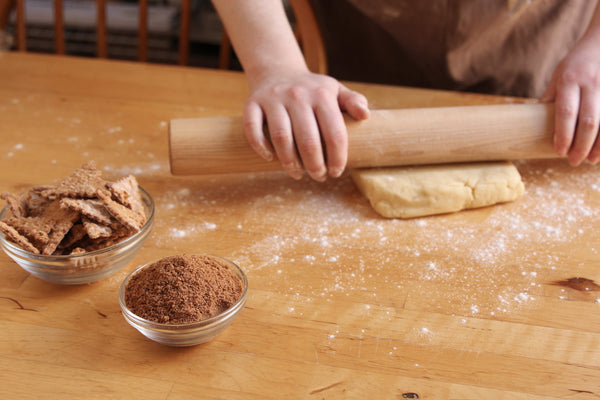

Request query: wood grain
[
  {"left": 0, "top": 53, "right": 599, "bottom": 399},
  {"left": 169, "top": 103, "right": 557, "bottom": 175}
]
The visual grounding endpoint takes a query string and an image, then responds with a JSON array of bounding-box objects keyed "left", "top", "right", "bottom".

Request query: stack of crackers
[{"left": 0, "top": 161, "right": 148, "bottom": 256}]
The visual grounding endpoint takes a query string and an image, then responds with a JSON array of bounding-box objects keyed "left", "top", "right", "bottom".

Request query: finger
[
  {"left": 569, "top": 86, "right": 600, "bottom": 166},
  {"left": 588, "top": 134, "right": 600, "bottom": 164},
  {"left": 553, "top": 72, "right": 580, "bottom": 158},
  {"left": 264, "top": 104, "right": 304, "bottom": 180},
  {"left": 287, "top": 102, "right": 327, "bottom": 182},
  {"left": 243, "top": 102, "right": 274, "bottom": 162},
  {"left": 339, "top": 85, "right": 370, "bottom": 120},
  {"left": 314, "top": 92, "right": 348, "bottom": 178}
]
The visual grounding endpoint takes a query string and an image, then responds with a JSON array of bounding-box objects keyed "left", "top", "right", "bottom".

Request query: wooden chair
[
  {"left": 2, "top": 0, "right": 192, "bottom": 64},
  {"left": 2, "top": 0, "right": 326, "bottom": 73}
]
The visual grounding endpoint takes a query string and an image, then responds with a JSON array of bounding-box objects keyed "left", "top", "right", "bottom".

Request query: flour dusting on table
[{"left": 148, "top": 160, "right": 600, "bottom": 319}]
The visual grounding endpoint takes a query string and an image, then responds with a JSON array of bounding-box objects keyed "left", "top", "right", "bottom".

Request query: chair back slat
[
  {"left": 138, "top": 0, "right": 148, "bottom": 61},
  {"left": 16, "top": 0, "right": 26, "bottom": 50},
  {"left": 54, "top": 0, "right": 65, "bottom": 54},
  {"left": 0, "top": 0, "right": 14, "bottom": 30},
  {"left": 178, "top": 0, "right": 190, "bottom": 65},
  {"left": 7, "top": 0, "right": 327, "bottom": 71},
  {"left": 96, "top": 0, "right": 107, "bottom": 58}
]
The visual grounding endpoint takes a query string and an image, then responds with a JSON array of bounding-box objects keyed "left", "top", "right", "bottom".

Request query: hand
[
  {"left": 541, "top": 35, "right": 600, "bottom": 166},
  {"left": 243, "top": 70, "right": 370, "bottom": 181}
]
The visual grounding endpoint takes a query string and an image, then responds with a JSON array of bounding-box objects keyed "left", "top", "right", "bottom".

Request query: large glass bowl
[
  {"left": 0, "top": 187, "right": 154, "bottom": 285},
  {"left": 118, "top": 255, "right": 248, "bottom": 347}
]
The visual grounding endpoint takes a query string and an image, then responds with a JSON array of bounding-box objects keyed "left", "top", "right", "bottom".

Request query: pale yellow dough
[{"left": 351, "top": 162, "right": 524, "bottom": 218}]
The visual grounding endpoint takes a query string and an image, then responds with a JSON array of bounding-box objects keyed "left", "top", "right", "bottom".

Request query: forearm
[
  {"left": 581, "top": 0, "right": 600, "bottom": 41},
  {"left": 212, "top": 0, "right": 308, "bottom": 86}
]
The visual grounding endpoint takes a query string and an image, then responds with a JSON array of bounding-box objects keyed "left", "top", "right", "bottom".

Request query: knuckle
[
  {"left": 297, "top": 138, "right": 322, "bottom": 157},
  {"left": 269, "top": 127, "right": 291, "bottom": 144},
  {"left": 323, "top": 128, "right": 347, "bottom": 146},
  {"left": 313, "top": 86, "right": 332, "bottom": 101},
  {"left": 286, "top": 86, "right": 307, "bottom": 101},
  {"left": 560, "top": 70, "right": 577, "bottom": 84},
  {"left": 580, "top": 115, "right": 598, "bottom": 131},
  {"left": 557, "top": 103, "right": 577, "bottom": 119},
  {"left": 243, "top": 118, "right": 261, "bottom": 132},
  {"left": 266, "top": 83, "right": 286, "bottom": 97}
]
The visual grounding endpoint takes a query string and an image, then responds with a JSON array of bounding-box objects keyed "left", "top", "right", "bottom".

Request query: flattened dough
[{"left": 351, "top": 162, "right": 524, "bottom": 218}]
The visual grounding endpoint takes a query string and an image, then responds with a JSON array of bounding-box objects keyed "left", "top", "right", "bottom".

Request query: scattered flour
[{"left": 140, "top": 160, "right": 600, "bottom": 319}]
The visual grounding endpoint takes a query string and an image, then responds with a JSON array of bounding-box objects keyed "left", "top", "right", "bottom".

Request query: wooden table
[{"left": 1, "top": 52, "right": 599, "bottom": 399}]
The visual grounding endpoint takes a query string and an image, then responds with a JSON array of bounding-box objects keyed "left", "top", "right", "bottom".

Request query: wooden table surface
[{"left": 1, "top": 52, "right": 599, "bottom": 399}]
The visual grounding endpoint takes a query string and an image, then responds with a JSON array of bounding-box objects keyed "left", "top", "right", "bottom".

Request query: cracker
[
  {"left": 4, "top": 216, "right": 52, "bottom": 245},
  {"left": 0, "top": 221, "right": 40, "bottom": 254},
  {"left": 22, "top": 190, "right": 52, "bottom": 217},
  {"left": 83, "top": 217, "right": 113, "bottom": 239},
  {"left": 39, "top": 200, "right": 80, "bottom": 255},
  {"left": 97, "top": 190, "right": 146, "bottom": 232},
  {"left": 58, "top": 223, "right": 87, "bottom": 250},
  {"left": 69, "top": 247, "right": 87, "bottom": 256},
  {"left": 109, "top": 175, "right": 144, "bottom": 216},
  {"left": 60, "top": 198, "right": 112, "bottom": 226},
  {"left": 1, "top": 192, "right": 26, "bottom": 218},
  {"left": 83, "top": 230, "right": 130, "bottom": 252},
  {"left": 1, "top": 161, "right": 147, "bottom": 256},
  {"left": 41, "top": 161, "right": 106, "bottom": 199}
]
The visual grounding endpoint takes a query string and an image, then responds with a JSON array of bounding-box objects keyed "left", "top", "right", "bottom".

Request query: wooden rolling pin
[{"left": 169, "top": 102, "right": 556, "bottom": 175}]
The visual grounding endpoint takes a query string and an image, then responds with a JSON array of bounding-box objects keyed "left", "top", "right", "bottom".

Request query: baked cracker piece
[
  {"left": 97, "top": 190, "right": 146, "bottom": 232},
  {"left": 83, "top": 230, "right": 130, "bottom": 252},
  {"left": 1, "top": 192, "right": 27, "bottom": 218},
  {"left": 60, "top": 198, "right": 113, "bottom": 226},
  {"left": 39, "top": 200, "right": 80, "bottom": 255},
  {"left": 4, "top": 216, "right": 52, "bottom": 245},
  {"left": 41, "top": 161, "right": 107, "bottom": 199},
  {"left": 22, "top": 189, "right": 53, "bottom": 217},
  {"left": 82, "top": 217, "right": 113, "bottom": 239},
  {"left": 108, "top": 175, "right": 145, "bottom": 216},
  {"left": 0, "top": 221, "right": 40, "bottom": 254},
  {"left": 58, "top": 223, "right": 87, "bottom": 250},
  {"left": 70, "top": 247, "right": 87, "bottom": 256}
]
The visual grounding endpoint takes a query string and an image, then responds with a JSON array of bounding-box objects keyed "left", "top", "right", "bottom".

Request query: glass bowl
[
  {"left": 118, "top": 255, "right": 248, "bottom": 347},
  {"left": 0, "top": 187, "right": 154, "bottom": 285}
]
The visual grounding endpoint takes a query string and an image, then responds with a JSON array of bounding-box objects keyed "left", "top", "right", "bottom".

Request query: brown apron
[{"left": 310, "top": 0, "right": 596, "bottom": 97}]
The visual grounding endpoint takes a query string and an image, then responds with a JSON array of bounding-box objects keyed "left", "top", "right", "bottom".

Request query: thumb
[{"left": 338, "top": 85, "right": 370, "bottom": 120}]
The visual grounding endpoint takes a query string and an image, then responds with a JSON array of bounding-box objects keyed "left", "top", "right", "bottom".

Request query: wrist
[{"left": 244, "top": 61, "right": 310, "bottom": 89}]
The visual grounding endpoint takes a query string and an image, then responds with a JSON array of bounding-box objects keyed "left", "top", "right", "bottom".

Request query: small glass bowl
[
  {"left": 118, "top": 255, "right": 248, "bottom": 347},
  {"left": 0, "top": 187, "right": 154, "bottom": 285}
]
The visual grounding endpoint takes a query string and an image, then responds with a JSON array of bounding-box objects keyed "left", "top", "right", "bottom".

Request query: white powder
[
  {"left": 146, "top": 160, "right": 600, "bottom": 319},
  {"left": 170, "top": 228, "right": 187, "bottom": 238}
]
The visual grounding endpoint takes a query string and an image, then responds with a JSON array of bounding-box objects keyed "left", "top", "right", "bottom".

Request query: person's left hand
[{"left": 541, "top": 33, "right": 600, "bottom": 166}]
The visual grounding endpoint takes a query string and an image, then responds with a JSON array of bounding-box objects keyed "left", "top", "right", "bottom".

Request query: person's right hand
[{"left": 243, "top": 69, "right": 370, "bottom": 181}]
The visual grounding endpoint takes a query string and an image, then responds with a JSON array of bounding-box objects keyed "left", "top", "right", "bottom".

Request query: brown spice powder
[{"left": 125, "top": 254, "right": 244, "bottom": 324}]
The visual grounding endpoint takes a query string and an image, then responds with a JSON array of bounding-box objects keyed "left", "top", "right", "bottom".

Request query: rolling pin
[{"left": 169, "top": 102, "right": 556, "bottom": 176}]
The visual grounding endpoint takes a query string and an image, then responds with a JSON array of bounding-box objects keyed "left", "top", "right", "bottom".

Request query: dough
[{"left": 351, "top": 162, "right": 524, "bottom": 218}]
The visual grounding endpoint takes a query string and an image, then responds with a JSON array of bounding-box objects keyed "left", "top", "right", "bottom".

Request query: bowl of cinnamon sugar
[
  {"left": 119, "top": 254, "right": 248, "bottom": 346},
  {"left": 0, "top": 161, "right": 154, "bottom": 285}
]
